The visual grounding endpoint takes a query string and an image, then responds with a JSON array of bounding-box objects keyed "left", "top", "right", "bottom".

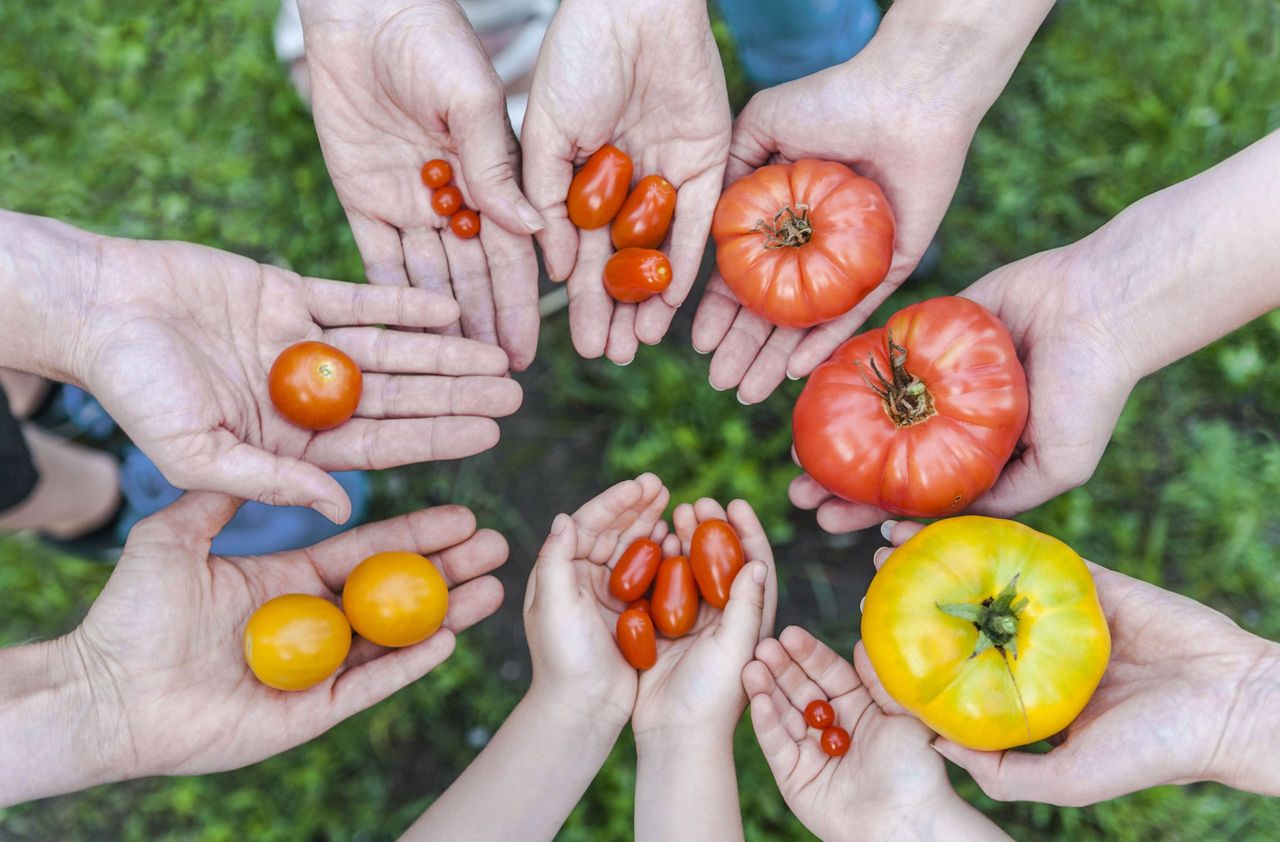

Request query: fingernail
[
  {"left": 693, "top": 344, "right": 710, "bottom": 355},
  {"left": 859, "top": 596, "right": 866, "bottom": 613},
  {"left": 517, "top": 203, "right": 546, "bottom": 233},
  {"left": 736, "top": 392, "right": 752, "bottom": 406},
  {"left": 551, "top": 513, "right": 569, "bottom": 535},
  {"left": 617, "top": 356, "right": 634, "bottom": 367},
  {"left": 873, "top": 547, "right": 891, "bottom": 566},
  {"left": 880, "top": 520, "right": 898, "bottom": 541},
  {"left": 709, "top": 380, "right": 726, "bottom": 392},
  {"left": 314, "top": 501, "right": 347, "bottom": 525},
  {"left": 752, "top": 561, "right": 766, "bottom": 584},
  {"left": 786, "top": 369, "right": 801, "bottom": 381}
]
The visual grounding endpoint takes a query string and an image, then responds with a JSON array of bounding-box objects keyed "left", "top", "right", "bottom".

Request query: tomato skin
[
  {"left": 603, "top": 248, "right": 672, "bottom": 304},
  {"left": 627, "top": 597, "right": 651, "bottom": 613},
  {"left": 421, "top": 159, "right": 452, "bottom": 189},
  {"left": 861, "top": 517, "right": 1111, "bottom": 751},
  {"left": 449, "top": 209, "right": 481, "bottom": 239},
  {"left": 820, "top": 726, "right": 851, "bottom": 757},
  {"left": 611, "top": 175, "right": 677, "bottom": 249},
  {"left": 243, "top": 594, "right": 351, "bottom": 691},
  {"left": 793, "top": 296, "right": 1027, "bottom": 518},
  {"left": 651, "top": 555, "right": 698, "bottom": 637},
  {"left": 609, "top": 538, "right": 662, "bottom": 602},
  {"left": 268, "top": 340, "right": 363, "bottom": 431},
  {"left": 431, "top": 186, "right": 464, "bottom": 216},
  {"left": 617, "top": 606, "right": 658, "bottom": 670},
  {"left": 804, "top": 699, "right": 835, "bottom": 729},
  {"left": 690, "top": 519, "right": 745, "bottom": 609},
  {"left": 568, "top": 145, "right": 633, "bottom": 229},
  {"left": 711, "top": 159, "right": 894, "bottom": 328},
  {"left": 342, "top": 551, "right": 450, "bottom": 648}
]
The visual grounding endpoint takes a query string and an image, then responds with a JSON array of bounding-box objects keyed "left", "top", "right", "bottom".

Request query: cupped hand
[
  {"left": 80, "top": 236, "right": 522, "bottom": 524},
  {"left": 299, "top": 0, "right": 543, "bottom": 369},
  {"left": 522, "top": 0, "right": 731, "bottom": 364},
  {"left": 69, "top": 491, "right": 506, "bottom": 779},
  {"left": 523, "top": 473, "right": 671, "bottom": 726}
]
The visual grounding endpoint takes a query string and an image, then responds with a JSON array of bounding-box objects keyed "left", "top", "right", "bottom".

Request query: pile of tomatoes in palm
[
  {"left": 609, "top": 518, "right": 745, "bottom": 670},
  {"left": 422, "top": 158, "right": 481, "bottom": 239}
]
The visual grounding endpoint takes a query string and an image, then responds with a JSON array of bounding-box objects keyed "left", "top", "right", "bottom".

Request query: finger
[
  {"left": 788, "top": 473, "right": 834, "bottom": 510},
  {"left": 672, "top": 502, "right": 698, "bottom": 554},
  {"left": 692, "top": 497, "right": 730, "bottom": 524},
  {"left": 852, "top": 640, "right": 907, "bottom": 716},
  {"left": 634, "top": 297, "right": 677, "bottom": 348},
  {"left": 754, "top": 635, "right": 830, "bottom": 716},
  {"left": 609, "top": 482, "right": 671, "bottom": 567},
  {"left": 305, "top": 504, "right": 478, "bottom": 587},
  {"left": 481, "top": 219, "right": 541, "bottom": 371},
  {"left": 726, "top": 93, "right": 779, "bottom": 184},
  {"left": 400, "top": 226, "right": 461, "bottom": 335},
  {"left": 348, "top": 214, "right": 410, "bottom": 287},
  {"left": 742, "top": 658, "right": 807, "bottom": 740},
  {"left": 714, "top": 560, "right": 769, "bottom": 658},
  {"left": 304, "top": 417, "right": 500, "bottom": 468},
  {"left": 749, "top": 693, "right": 802, "bottom": 787},
  {"left": 605, "top": 303, "right": 640, "bottom": 366},
  {"left": 738, "top": 327, "right": 804, "bottom": 405},
  {"left": 661, "top": 532, "right": 681, "bottom": 557},
  {"left": 882, "top": 519, "right": 925, "bottom": 548},
  {"left": 708, "top": 308, "right": 774, "bottom": 392},
  {"left": 571, "top": 477, "right": 647, "bottom": 563},
  {"left": 727, "top": 499, "right": 776, "bottom": 637},
  {"left": 355, "top": 374, "right": 522, "bottom": 419},
  {"left": 520, "top": 112, "right": 578, "bottom": 280},
  {"left": 453, "top": 93, "right": 545, "bottom": 235},
  {"left": 785, "top": 278, "right": 901, "bottom": 380},
  {"left": 304, "top": 278, "right": 460, "bottom": 329},
  {"left": 966, "top": 447, "right": 1089, "bottom": 519},
  {"left": 816, "top": 499, "right": 893, "bottom": 535},
  {"left": 324, "top": 328, "right": 510, "bottom": 375},
  {"left": 128, "top": 491, "right": 241, "bottom": 552},
  {"left": 441, "top": 232, "right": 499, "bottom": 348},
  {"left": 533, "top": 513, "right": 580, "bottom": 607},
  {"left": 778, "top": 625, "right": 861, "bottom": 700},
  {"left": 192, "top": 434, "right": 351, "bottom": 524},
  {"left": 565, "top": 227, "right": 614, "bottom": 359},
  {"left": 690, "top": 273, "right": 741, "bottom": 355}
]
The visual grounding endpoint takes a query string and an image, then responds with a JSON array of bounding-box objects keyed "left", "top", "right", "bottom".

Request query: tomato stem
[
  {"left": 754, "top": 204, "right": 813, "bottom": 248},
  {"left": 855, "top": 330, "right": 936, "bottom": 427},
  {"left": 937, "top": 574, "right": 1028, "bottom": 658}
]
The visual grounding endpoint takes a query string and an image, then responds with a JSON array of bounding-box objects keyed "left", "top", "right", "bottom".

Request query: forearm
[
  {"left": 1214, "top": 640, "right": 1280, "bottom": 797},
  {"left": 635, "top": 729, "right": 743, "bottom": 842},
  {"left": 858, "top": 795, "right": 1011, "bottom": 842},
  {"left": 404, "top": 688, "right": 624, "bottom": 841}
]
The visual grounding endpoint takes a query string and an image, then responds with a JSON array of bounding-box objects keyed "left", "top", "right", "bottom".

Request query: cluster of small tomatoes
[
  {"left": 422, "top": 158, "right": 481, "bottom": 239},
  {"left": 568, "top": 145, "right": 677, "bottom": 304},
  {"left": 608, "top": 519, "right": 744, "bottom": 670},
  {"left": 244, "top": 550, "right": 449, "bottom": 691},
  {"left": 802, "top": 699, "right": 851, "bottom": 758}
]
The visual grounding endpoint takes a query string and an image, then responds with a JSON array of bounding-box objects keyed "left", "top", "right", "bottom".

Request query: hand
[
  {"left": 744, "top": 626, "right": 1005, "bottom": 842},
  {"left": 873, "top": 520, "right": 1280, "bottom": 805},
  {"left": 522, "top": 0, "right": 731, "bottom": 364},
  {"left": 299, "top": 0, "right": 543, "bottom": 370},
  {"left": 78, "top": 234, "right": 521, "bottom": 524},
  {"left": 60, "top": 492, "right": 505, "bottom": 789},
  {"left": 523, "top": 473, "right": 671, "bottom": 727}
]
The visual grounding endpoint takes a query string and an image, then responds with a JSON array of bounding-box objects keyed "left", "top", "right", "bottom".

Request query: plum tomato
[
  {"left": 603, "top": 248, "right": 672, "bottom": 304},
  {"left": 431, "top": 186, "right": 464, "bottom": 217},
  {"left": 651, "top": 555, "right": 698, "bottom": 637},
  {"left": 617, "top": 606, "right": 658, "bottom": 670},
  {"left": 449, "top": 209, "right": 481, "bottom": 239},
  {"left": 609, "top": 538, "right": 662, "bottom": 602},
  {"left": 804, "top": 699, "right": 836, "bottom": 730},
  {"left": 342, "top": 551, "right": 450, "bottom": 648},
  {"left": 268, "top": 340, "right": 362, "bottom": 431},
  {"left": 421, "top": 158, "right": 453, "bottom": 189},
  {"left": 627, "top": 597, "right": 651, "bottom": 614},
  {"left": 611, "top": 174, "right": 677, "bottom": 250},
  {"left": 567, "top": 145, "right": 633, "bottom": 229},
  {"left": 243, "top": 594, "right": 352, "bottom": 691},
  {"left": 690, "top": 519, "right": 745, "bottom": 610},
  {"left": 820, "top": 725, "right": 851, "bottom": 757}
]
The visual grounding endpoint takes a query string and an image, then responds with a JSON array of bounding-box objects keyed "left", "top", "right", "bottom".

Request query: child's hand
[{"left": 524, "top": 473, "right": 670, "bottom": 729}]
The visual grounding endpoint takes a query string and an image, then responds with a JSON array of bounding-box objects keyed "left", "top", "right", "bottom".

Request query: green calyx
[{"left": 937, "top": 574, "right": 1029, "bottom": 659}]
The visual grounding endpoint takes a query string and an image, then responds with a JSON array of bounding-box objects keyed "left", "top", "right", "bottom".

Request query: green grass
[{"left": 3, "top": 0, "right": 1280, "bottom": 838}]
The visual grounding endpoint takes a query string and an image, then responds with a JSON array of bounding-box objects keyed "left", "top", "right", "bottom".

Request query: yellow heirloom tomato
[{"left": 861, "top": 516, "right": 1110, "bottom": 751}]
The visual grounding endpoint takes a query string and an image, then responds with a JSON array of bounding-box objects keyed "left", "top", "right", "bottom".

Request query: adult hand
[
  {"left": 299, "top": 0, "right": 543, "bottom": 370},
  {"left": 522, "top": 0, "right": 731, "bottom": 364},
  {"left": 879, "top": 520, "right": 1280, "bottom": 806}
]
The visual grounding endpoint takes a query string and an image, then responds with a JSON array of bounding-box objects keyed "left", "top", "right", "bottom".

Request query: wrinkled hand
[
  {"left": 522, "top": 0, "right": 731, "bottom": 364},
  {"left": 524, "top": 473, "right": 671, "bottom": 726},
  {"left": 792, "top": 246, "right": 1135, "bottom": 532},
  {"left": 80, "top": 236, "right": 521, "bottom": 523},
  {"left": 69, "top": 492, "right": 506, "bottom": 780},
  {"left": 299, "top": 0, "right": 543, "bottom": 369},
  {"left": 874, "top": 520, "right": 1280, "bottom": 806}
]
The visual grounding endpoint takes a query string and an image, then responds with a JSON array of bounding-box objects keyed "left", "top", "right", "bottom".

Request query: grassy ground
[{"left": 2, "top": 0, "right": 1280, "bottom": 839}]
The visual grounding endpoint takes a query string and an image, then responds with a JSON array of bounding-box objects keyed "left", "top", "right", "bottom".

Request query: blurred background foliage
[{"left": 2, "top": 0, "right": 1280, "bottom": 838}]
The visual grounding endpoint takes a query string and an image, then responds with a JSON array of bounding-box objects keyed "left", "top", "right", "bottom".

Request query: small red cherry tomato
[
  {"left": 617, "top": 606, "right": 658, "bottom": 670},
  {"left": 651, "top": 555, "right": 699, "bottom": 637},
  {"left": 804, "top": 699, "right": 836, "bottom": 729},
  {"left": 568, "top": 145, "right": 633, "bottom": 229},
  {"left": 268, "top": 340, "right": 363, "bottom": 431},
  {"left": 611, "top": 175, "right": 677, "bottom": 249},
  {"left": 609, "top": 538, "right": 662, "bottom": 602},
  {"left": 690, "top": 519, "right": 745, "bottom": 609},
  {"left": 603, "top": 248, "right": 672, "bottom": 304},
  {"left": 432, "top": 186, "right": 463, "bottom": 216},
  {"left": 821, "top": 725, "right": 851, "bottom": 757},
  {"left": 449, "top": 209, "right": 481, "bottom": 239},
  {"left": 421, "top": 159, "right": 452, "bottom": 189}
]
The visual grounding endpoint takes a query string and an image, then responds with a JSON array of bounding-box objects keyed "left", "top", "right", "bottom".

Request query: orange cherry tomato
[
  {"left": 567, "top": 145, "right": 633, "bottom": 229},
  {"left": 821, "top": 725, "right": 851, "bottom": 757},
  {"left": 432, "top": 186, "right": 464, "bottom": 217},
  {"left": 421, "top": 159, "right": 453, "bottom": 189},
  {"left": 243, "top": 594, "right": 351, "bottom": 691},
  {"left": 804, "top": 699, "right": 835, "bottom": 729},
  {"left": 651, "top": 555, "right": 698, "bottom": 638},
  {"left": 617, "top": 606, "right": 658, "bottom": 670},
  {"left": 603, "top": 248, "right": 672, "bottom": 304},
  {"left": 609, "top": 538, "right": 662, "bottom": 602},
  {"left": 342, "top": 551, "right": 449, "bottom": 648},
  {"left": 268, "top": 340, "right": 363, "bottom": 431},
  {"left": 449, "top": 209, "right": 481, "bottom": 239},
  {"left": 690, "top": 519, "right": 745, "bottom": 610},
  {"left": 611, "top": 175, "right": 677, "bottom": 249}
]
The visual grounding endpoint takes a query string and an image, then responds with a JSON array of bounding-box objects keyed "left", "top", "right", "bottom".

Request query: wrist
[
  {"left": 523, "top": 681, "right": 629, "bottom": 753},
  {"left": 634, "top": 719, "right": 736, "bottom": 764},
  {"left": 1212, "top": 641, "right": 1280, "bottom": 796}
]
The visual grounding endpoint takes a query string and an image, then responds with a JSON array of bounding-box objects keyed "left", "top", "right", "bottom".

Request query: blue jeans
[{"left": 717, "top": 0, "right": 880, "bottom": 88}]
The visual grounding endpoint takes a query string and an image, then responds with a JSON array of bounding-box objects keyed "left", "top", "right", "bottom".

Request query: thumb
[
  {"left": 452, "top": 97, "right": 545, "bottom": 235},
  {"left": 931, "top": 739, "right": 1068, "bottom": 804},
  {"left": 126, "top": 491, "right": 241, "bottom": 556},
  {"left": 533, "top": 513, "right": 579, "bottom": 606},
  {"left": 199, "top": 436, "right": 352, "bottom": 525},
  {"left": 715, "top": 560, "right": 769, "bottom": 655}
]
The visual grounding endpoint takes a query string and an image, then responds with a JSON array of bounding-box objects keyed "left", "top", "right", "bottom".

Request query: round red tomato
[
  {"left": 690, "top": 519, "right": 744, "bottom": 610},
  {"left": 568, "top": 145, "right": 633, "bottom": 229},
  {"left": 651, "top": 555, "right": 698, "bottom": 638},
  {"left": 617, "top": 606, "right": 657, "bottom": 670},
  {"left": 449, "top": 209, "right": 481, "bottom": 239},
  {"left": 793, "top": 296, "right": 1028, "bottom": 518},
  {"left": 611, "top": 175, "right": 677, "bottom": 250},
  {"left": 609, "top": 538, "right": 662, "bottom": 602},
  {"left": 421, "top": 159, "right": 452, "bottom": 189},
  {"left": 342, "top": 551, "right": 449, "bottom": 648},
  {"left": 243, "top": 594, "right": 351, "bottom": 692},
  {"left": 603, "top": 248, "right": 672, "bottom": 304},
  {"left": 820, "top": 725, "right": 851, "bottom": 757},
  {"left": 431, "top": 186, "right": 463, "bottom": 217},
  {"left": 712, "top": 159, "right": 894, "bottom": 329},
  {"left": 268, "top": 340, "right": 363, "bottom": 431},
  {"left": 804, "top": 699, "right": 835, "bottom": 730}
]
